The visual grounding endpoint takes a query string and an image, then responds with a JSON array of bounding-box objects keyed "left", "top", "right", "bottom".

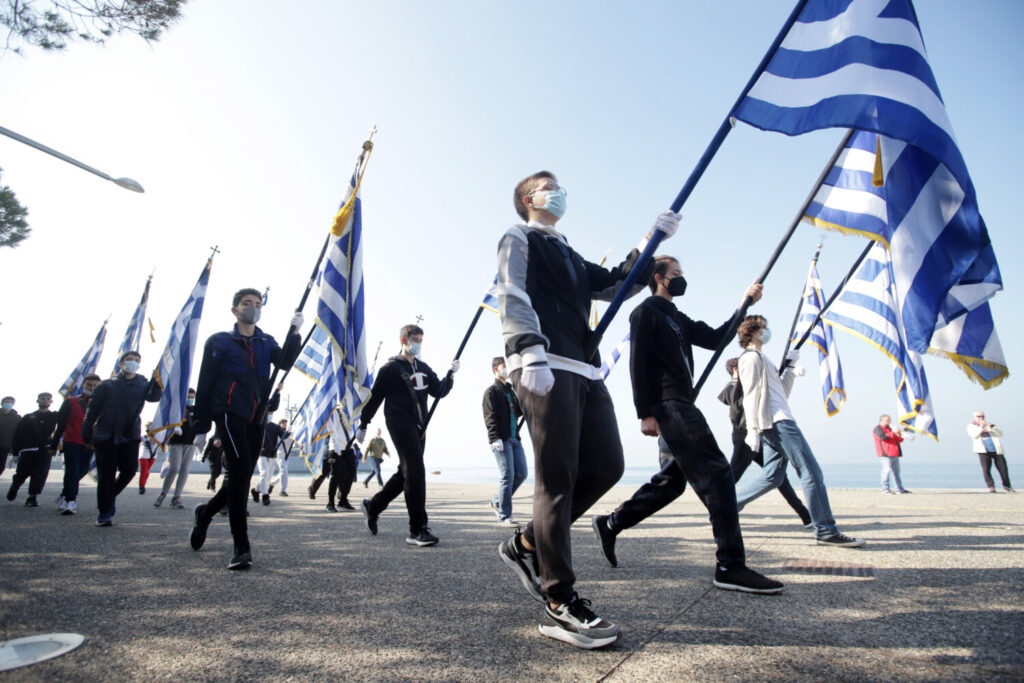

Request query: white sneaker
[
  {"left": 62, "top": 500, "right": 77, "bottom": 515},
  {"left": 500, "top": 517, "right": 520, "bottom": 528},
  {"left": 57, "top": 498, "right": 68, "bottom": 512}
]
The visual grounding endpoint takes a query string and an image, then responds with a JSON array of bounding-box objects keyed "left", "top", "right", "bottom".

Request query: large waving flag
[
  {"left": 792, "top": 257, "right": 845, "bottom": 416},
  {"left": 111, "top": 275, "right": 152, "bottom": 378},
  {"left": 293, "top": 326, "right": 331, "bottom": 382},
  {"left": 314, "top": 147, "right": 374, "bottom": 436},
  {"left": 804, "top": 129, "right": 1007, "bottom": 388},
  {"left": 733, "top": 0, "right": 1001, "bottom": 353},
  {"left": 148, "top": 259, "right": 212, "bottom": 449},
  {"left": 59, "top": 319, "right": 108, "bottom": 398},
  {"left": 824, "top": 242, "right": 935, "bottom": 439}
]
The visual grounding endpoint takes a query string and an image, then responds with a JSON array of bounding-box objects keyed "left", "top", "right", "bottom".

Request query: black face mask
[{"left": 666, "top": 275, "right": 687, "bottom": 297}]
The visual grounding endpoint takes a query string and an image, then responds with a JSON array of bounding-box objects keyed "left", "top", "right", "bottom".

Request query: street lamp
[{"left": 0, "top": 124, "right": 144, "bottom": 193}]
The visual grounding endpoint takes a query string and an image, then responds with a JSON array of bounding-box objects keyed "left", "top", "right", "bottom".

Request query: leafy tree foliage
[
  {"left": 2, "top": 0, "right": 187, "bottom": 54},
  {"left": 0, "top": 170, "right": 29, "bottom": 249}
]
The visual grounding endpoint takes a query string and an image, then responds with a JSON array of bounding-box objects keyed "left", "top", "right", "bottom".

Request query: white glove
[
  {"left": 521, "top": 364, "right": 555, "bottom": 396},
  {"left": 355, "top": 427, "right": 366, "bottom": 443},
  {"left": 653, "top": 210, "right": 681, "bottom": 239},
  {"left": 290, "top": 311, "right": 305, "bottom": 329},
  {"left": 786, "top": 349, "right": 800, "bottom": 363},
  {"left": 791, "top": 366, "right": 806, "bottom": 377},
  {"left": 172, "top": 427, "right": 183, "bottom": 436},
  {"left": 449, "top": 359, "right": 460, "bottom": 374},
  {"left": 490, "top": 439, "right": 503, "bottom": 455},
  {"left": 745, "top": 429, "right": 761, "bottom": 453}
]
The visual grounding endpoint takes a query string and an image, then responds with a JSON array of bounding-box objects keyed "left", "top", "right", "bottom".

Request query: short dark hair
[
  {"left": 513, "top": 171, "right": 556, "bottom": 221},
  {"left": 37, "top": 392, "right": 52, "bottom": 399},
  {"left": 121, "top": 350, "right": 141, "bottom": 362},
  {"left": 492, "top": 356, "right": 505, "bottom": 371},
  {"left": 187, "top": 387, "right": 196, "bottom": 395},
  {"left": 400, "top": 324, "right": 424, "bottom": 340},
  {"left": 737, "top": 315, "right": 767, "bottom": 348},
  {"left": 725, "top": 358, "right": 738, "bottom": 376},
  {"left": 648, "top": 255, "right": 679, "bottom": 294},
  {"left": 83, "top": 374, "right": 101, "bottom": 383},
  {"left": 1, "top": 396, "right": 13, "bottom": 402},
  {"left": 233, "top": 288, "right": 262, "bottom": 307}
]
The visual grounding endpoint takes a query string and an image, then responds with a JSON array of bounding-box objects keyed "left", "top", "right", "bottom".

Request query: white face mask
[
  {"left": 500, "top": 366, "right": 510, "bottom": 379},
  {"left": 405, "top": 341, "right": 422, "bottom": 357},
  {"left": 123, "top": 360, "right": 140, "bottom": 374}
]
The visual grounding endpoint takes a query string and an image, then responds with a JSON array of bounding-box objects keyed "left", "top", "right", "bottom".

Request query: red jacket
[{"left": 873, "top": 425, "right": 903, "bottom": 458}]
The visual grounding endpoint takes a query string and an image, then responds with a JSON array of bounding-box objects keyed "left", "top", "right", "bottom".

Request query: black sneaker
[
  {"left": 592, "top": 515, "right": 618, "bottom": 568},
  {"left": 361, "top": 499, "right": 377, "bottom": 535},
  {"left": 25, "top": 495, "right": 38, "bottom": 507},
  {"left": 139, "top": 487, "right": 146, "bottom": 495},
  {"left": 96, "top": 513, "right": 113, "bottom": 527},
  {"left": 499, "top": 532, "right": 544, "bottom": 603},
  {"left": 308, "top": 485, "right": 315, "bottom": 500},
  {"left": 6, "top": 484, "right": 17, "bottom": 501},
  {"left": 338, "top": 501, "right": 355, "bottom": 511},
  {"left": 262, "top": 494, "right": 271, "bottom": 506},
  {"left": 713, "top": 565, "right": 784, "bottom": 594},
  {"left": 251, "top": 488, "right": 259, "bottom": 503},
  {"left": 406, "top": 527, "right": 439, "bottom": 547},
  {"left": 190, "top": 504, "right": 210, "bottom": 551},
  {"left": 817, "top": 533, "right": 866, "bottom": 548},
  {"left": 280, "top": 491, "right": 289, "bottom": 497},
  {"left": 326, "top": 503, "right": 338, "bottom": 513},
  {"left": 268, "top": 485, "right": 274, "bottom": 494},
  {"left": 539, "top": 594, "right": 620, "bottom": 649},
  {"left": 228, "top": 544, "right": 252, "bottom": 570}
]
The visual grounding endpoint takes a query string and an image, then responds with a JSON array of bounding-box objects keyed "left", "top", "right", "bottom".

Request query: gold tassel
[{"left": 873, "top": 136, "right": 884, "bottom": 187}]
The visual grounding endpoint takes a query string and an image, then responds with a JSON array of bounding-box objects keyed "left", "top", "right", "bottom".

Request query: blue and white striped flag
[
  {"left": 293, "top": 326, "right": 331, "bottom": 382},
  {"left": 481, "top": 275, "right": 500, "bottom": 315},
  {"left": 600, "top": 332, "right": 631, "bottom": 380},
  {"left": 824, "top": 242, "right": 936, "bottom": 439},
  {"left": 315, "top": 150, "right": 373, "bottom": 435},
  {"left": 792, "top": 258, "right": 845, "bottom": 416},
  {"left": 734, "top": 0, "right": 1001, "bottom": 352},
  {"left": 805, "top": 130, "right": 1007, "bottom": 388},
  {"left": 148, "top": 259, "right": 212, "bottom": 449},
  {"left": 111, "top": 276, "right": 152, "bottom": 378},
  {"left": 290, "top": 384, "right": 322, "bottom": 475},
  {"left": 59, "top": 320, "right": 108, "bottom": 398}
]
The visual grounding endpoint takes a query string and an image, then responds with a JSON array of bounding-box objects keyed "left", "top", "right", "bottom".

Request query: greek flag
[
  {"left": 824, "top": 242, "right": 936, "bottom": 439},
  {"left": 600, "top": 332, "right": 631, "bottom": 380},
  {"left": 293, "top": 326, "right": 331, "bottom": 382},
  {"left": 59, "top": 320, "right": 108, "bottom": 398},
  {"left": 481, "top": 275, "right": 500, "bottom": 316},
  {"left": 734, "top": 0, "right": 1001, "bottom": 352},
  {"left": 290, "top": 385, "right": 321, "bottom": 475},
  {"left": 111, "top": 276, "right": 152, "bottom": 378},
  {"left": 792, "top": 258, "right": 845, "bottom": 416},
  {"left": 805, "top": 130, "right": 1007, "bottom": 387},
  {"left": 148, "top": 259, "right": 212, "bottom": 449},
  {"left": 315, "top": 150, "right": 373, "bottom": 436}
]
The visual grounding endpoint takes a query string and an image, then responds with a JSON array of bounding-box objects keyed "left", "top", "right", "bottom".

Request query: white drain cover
[{"left": 0, "top": 633, "right": 85, "bottom": 671}]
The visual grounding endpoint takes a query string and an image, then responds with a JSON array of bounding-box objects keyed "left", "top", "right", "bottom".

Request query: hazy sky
[{"left": 1, "top": 1, "right": 1020, "bottom": 473}]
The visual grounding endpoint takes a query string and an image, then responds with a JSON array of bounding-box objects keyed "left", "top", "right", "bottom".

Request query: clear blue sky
[{"left": 1, "top": 1, "right": 1020, "bottom": 474}]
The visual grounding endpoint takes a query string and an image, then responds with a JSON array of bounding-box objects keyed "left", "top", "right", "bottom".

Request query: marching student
[
  {"left": 495, "top": 169, "right": 677, "bottom": 649},
  {"left": 733, "top": 315, "right": 865, "bottom": 548},
  {"left": 52, "top": 374, "right": 101, "bottom": 515},
  {"left": 358, "top": 324, "right": 457, "bottom": 547},
  {"left": 155, "top": 388, "right": 200, "bottom": 509},
  {"left": 252, "top": 416, "right": 286, "bottom": 506},
  {"left": 81, "top": 352, "right": 163, "bottom": 525},
  {"left": 188, "top": 287, "right": 302, "bottom": 570},
  {"left": 0, "top": 396, "right": 20, "bottom": 477},
  {"left": 273, "top": 419, "right": 293, "bottom": 496},
  {"left": 202, "top": 435, "right": 224, "bottom": 491},
  {"left": 139, "top": 423, "right": 160, "bottom": 494},
  {"left": 6, "top": 392, "right": 59, "bottom": 507},
  {"left": 482, "top": 356, "right": 527, "bottom": 527},
  {"left": 590, "top": 256, "right": 783, "bottom": 596}
]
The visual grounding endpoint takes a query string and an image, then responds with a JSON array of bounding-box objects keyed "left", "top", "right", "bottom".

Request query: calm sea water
[{"left": 425, "top": 460, "right": 1003, "bottom": 490}]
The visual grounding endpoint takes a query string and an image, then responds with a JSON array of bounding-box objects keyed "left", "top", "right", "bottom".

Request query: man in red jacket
[
  {"left": 873, "top": 415, "right": 909, "bottom": 494},
  {"left": 52, "top": 374, "right": 101, "bottom": 515}
]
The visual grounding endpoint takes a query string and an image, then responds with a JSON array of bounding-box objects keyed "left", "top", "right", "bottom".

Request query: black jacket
[
  {"left": 482, "top": 380, "right": 523, "bottom": 442},
  {"left": 11, "top": 409, "right": 59, "bottom": 454},
  {"left": 717, "top": 380, "right": 746, "bottom": 433},
  {"left": 361, "top": 355, "right": 452, "bottom": 430},
  {"left": 168, "top": 405, "right": 198, "bottom": 444},
  {"left": 193, "top": 324, "right": 299, "bottom": 432},
  {"left": 82, "top": 373, "right": 162, "bottom": 445},
  {"left": 0, "top": 409, "right": 21, "bottom": 449},
  {"left": 261, "top": 422, "right": 286, "bottom": 458},
  {"left": 629, "top": 295, "right": 733, "bottom": 419},
  {"left": 202, "top": 438, "right": 223, "bottom": 463}
]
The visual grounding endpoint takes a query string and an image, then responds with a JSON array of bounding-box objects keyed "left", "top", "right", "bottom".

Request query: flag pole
[
  {"left": 419, "top": 305, "right": 485, "bottom": 437},
  {"left": 584, "top": 0, "right": 811, "bottom": 362},
  {"left": 779, "top": 242, "right": 822, "bottom": 365},
  {"left": 784, "top": 240, "right": 873, "bottom": 372},
  {"left": 258, "top": 131, "right": 376, "bottom": 425},
  {"left": 688, "top": 127, "right": 856, "bottom": 399}
]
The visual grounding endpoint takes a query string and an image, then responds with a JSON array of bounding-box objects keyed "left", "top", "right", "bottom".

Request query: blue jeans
[
  {"left": 492, "top": 439, "right": 528, "bottom": 519},
  {"left": 363, "top": 457, "right": 383, "bottom": 486},
  {"left": 735, "top": 420, "right": 839, "bottom": 539},
  {"left": 61, "top": 442, "right": 94, "bottom": 502},
  {"left": 880, "top": 457, "right": 904, "bottom": 491}
]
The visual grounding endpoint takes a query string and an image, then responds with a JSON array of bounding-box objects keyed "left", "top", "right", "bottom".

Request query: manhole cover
[
  {"left": 0, "top": 633, "right": 85, "bottom": 671},
  {"left": 782, "top": 559, "right": 876, "bottom": 578}
]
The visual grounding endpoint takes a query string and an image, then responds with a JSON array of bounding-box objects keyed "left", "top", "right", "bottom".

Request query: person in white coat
[{"left": 967, "top": 411, "right": 1013, "bottom": 493}]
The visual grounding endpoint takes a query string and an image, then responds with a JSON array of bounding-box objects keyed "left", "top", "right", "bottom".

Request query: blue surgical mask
[
  {"left": 123, "top": 360, "right": 140, "bottom": 374},
  {"left": 760, "top": 328, "right": 772, "bottom": 345},
  {"left": 405, "top": 342, "right": 422, "bottom": 357},
  {"left": 1, "top": 402, "right": 13, "bottom": 410},
  {"left": 534, "top": 188, "right": 567, "bottom": 218},
  {"left": 186, "top": 397, "right": 196, "bottom": 406}
]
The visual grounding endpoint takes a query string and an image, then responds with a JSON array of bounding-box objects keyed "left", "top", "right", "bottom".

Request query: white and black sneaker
[
  {"left": 62, "top": 500, "right": 77, "bottom": 516},
  {"left": 228, "top": 543, "right": 252, "bottom": 570},
  {"left": 406, "top": 527, "right": 440, "bottom": 547},
  {"left": 499, "top": 532, "right": 544, "bottom": 603},
  {"left": 539, "top": 594, "right": 620, "bottom": 650},
  {"left": 713, "top": 565, "right": 784, "bottom": 594},
  {"left": 817, "top": 533, "right": 866, "bottom": 548}
]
